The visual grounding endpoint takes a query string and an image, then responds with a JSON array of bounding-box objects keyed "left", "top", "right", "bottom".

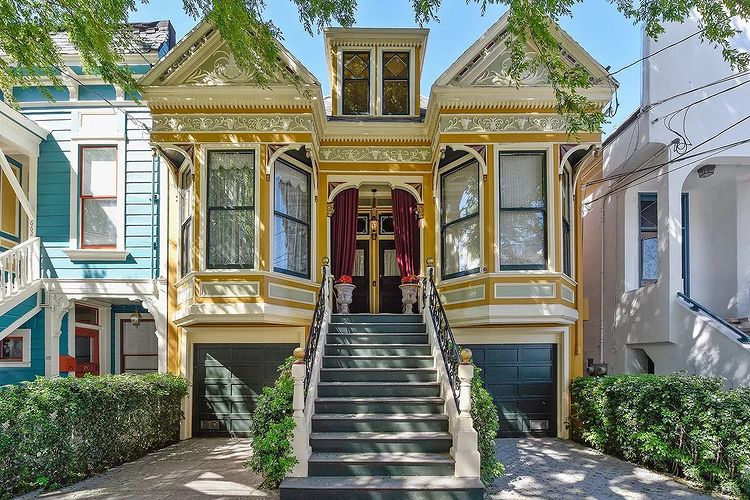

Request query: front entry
[{"left": 75, "top": 328, "right": 100, "bottom": 377}]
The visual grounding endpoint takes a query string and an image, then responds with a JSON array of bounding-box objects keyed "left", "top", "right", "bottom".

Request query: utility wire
[{"left": 607, "top": 29, "right": 705, "bottom": 77}]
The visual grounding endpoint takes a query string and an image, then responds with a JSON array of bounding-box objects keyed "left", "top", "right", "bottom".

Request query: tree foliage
[{"left": 1, "top": 0, "right": 748, "bottom": 132}]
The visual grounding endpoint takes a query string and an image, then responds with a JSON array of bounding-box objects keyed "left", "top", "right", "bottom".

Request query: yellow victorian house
[{"left": 140, "top": 13, "right": 613, "bottom": 470}]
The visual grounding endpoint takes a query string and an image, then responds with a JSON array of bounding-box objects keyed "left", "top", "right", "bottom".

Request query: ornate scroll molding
[
  {"left": 153, "top": 114, "right": 314, "bottom": 134},
  {"left": 440, "top": 114, "right": 568, "bottom": 134},
  {"left": 318, "top": 146, "right": 432, "bottom": 163}
]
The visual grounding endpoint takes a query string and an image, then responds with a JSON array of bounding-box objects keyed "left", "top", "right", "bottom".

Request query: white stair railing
[{"left": 0, "top": 237, "right": 41, "bottom": 303}]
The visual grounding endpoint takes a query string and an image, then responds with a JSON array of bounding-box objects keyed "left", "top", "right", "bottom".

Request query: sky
[{"left": 131, "top": 1, "right": 643, "bottom": 136}]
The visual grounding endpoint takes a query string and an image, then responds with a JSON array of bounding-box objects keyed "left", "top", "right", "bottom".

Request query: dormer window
[
  {"left": 382, "top": 51, "right": 410, "bottom": 115},
  {"left": 342, "top": 51, "right": 371, "bottom": 115}
]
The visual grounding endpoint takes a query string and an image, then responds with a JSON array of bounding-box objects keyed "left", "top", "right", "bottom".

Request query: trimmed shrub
[
  {"left": 248, "top": 356, "right": 296, "bottom": 489},
  {"left": 471, "top": 365, "right": 505, "bottom": 486},
  {"left": 0, "top": 373, "right": 188, "bottom": 498},
  {"left": 570, "top": 374, "right": 750, "bottom": 497}
]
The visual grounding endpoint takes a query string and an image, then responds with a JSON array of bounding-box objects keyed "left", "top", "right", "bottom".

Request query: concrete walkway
[
  {"left": 21, "top": 437, "right": 717, "bottom": 499},
  {"left": 21, "top": 439, "right": 278, "bottom": 499},
  {"left": 492, "top": 438, "right": 715, "bottom": 499}
]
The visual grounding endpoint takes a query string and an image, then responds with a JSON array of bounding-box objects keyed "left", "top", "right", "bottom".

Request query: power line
[{"left": 607, "top": 29, "right": 705, "bottom": 77}]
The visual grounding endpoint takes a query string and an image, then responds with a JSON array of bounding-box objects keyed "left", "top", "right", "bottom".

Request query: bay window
[
  {"left": 180, "top": 166, "right": 193, "bottom": 277},
  {"left": 562, "top": 169, "right": 572, "bottom": 277},
  {"left": 499, "top": 152, "right": 547, "bottom": 270},
  {"left": 273, "top": 159, "right": 311, "bottom": 278},
  {"left": 206, "top": 150, "right": 255, "bottom": 269},
  {"left": 441, "top": 159, "right": 480, "bottom": 279},
  {"left": 80, "top": 146, "right": 118, "bottom": 248}
]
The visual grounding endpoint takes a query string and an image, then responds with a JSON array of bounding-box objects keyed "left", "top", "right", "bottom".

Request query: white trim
[
  {"left": 199, "top": 144, "right": 261, "bottom": 272},
  {"left": 0, "top": 305, "right": 40, "bottom": 343},
  {"left": 494, "top": 143, "right": 556, "bottom": 272},
  {"left": 63, "top": 249, "right": 130, "bottom": 262},
  {"left": 0, "top": 328, "right": 32, "bottom": 368}
]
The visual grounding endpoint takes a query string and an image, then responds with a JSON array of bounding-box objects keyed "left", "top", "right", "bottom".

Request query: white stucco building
[{"left": 581, "top": 14, "right": 750, "bottom": 386}]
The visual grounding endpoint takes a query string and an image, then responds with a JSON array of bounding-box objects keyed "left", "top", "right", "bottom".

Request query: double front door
[{"left": 348, "top": 214, "right": 404, "bottom": 314}]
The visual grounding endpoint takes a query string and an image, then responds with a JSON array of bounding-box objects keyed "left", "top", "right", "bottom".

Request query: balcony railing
[{"left": 0, "top": 237, "right": 41, "bottom": 303}]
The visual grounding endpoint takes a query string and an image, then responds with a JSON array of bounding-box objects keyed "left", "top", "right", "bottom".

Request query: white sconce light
[{"left": 130, "top": 310, "right": 143, "bottom": 328}]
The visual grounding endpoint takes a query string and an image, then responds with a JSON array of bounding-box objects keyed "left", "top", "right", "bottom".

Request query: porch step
[
  {"left": 324, "top": 344, "right": 431, "bottom": 356},
  {"left": 280, "top": 476, "right": 484, "bottom": 500},
  {"left": 309, "top": 431, "right": 453, "bottom": 453},
  {"left": 320, "top": 367, "right": 437, "bottom": 383},
  {"left": 327, "top": 333, "right": 429, "bottom": 344},
  {"left": 308, "top": 452, "right": 454, "bottom": 476},
  {"left": 323, "top": 355, "right": 434, "bottom": 369},
  {"left": 317, "top": 381, "right": 440, "bottom": 397},
  {"left": 329, "top": 323, "right": 426, "bottom": 333},
  {"left": 315, "top": 396, "right": 444, "bottom": 414},
  {"left": 332, "top": 314, "right": 423, "bottom": 324},
  {"left": 312, "top": 413, "right": 449, "bottom": 433}
]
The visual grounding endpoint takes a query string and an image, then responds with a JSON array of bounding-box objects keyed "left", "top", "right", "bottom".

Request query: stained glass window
[
  {"left": 343, "top": 51, "right": 370, "bottom": 115},
  {"left": 382, "top": 51, "right": 410, "bottom": 115}
]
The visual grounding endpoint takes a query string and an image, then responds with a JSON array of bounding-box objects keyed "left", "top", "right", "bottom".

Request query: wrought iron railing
[
  {"left": 677, "top": 292, "right": 750, "bottom": 344},
  {"left": 423, "top": 266, "right": 462, "bottom": 412},
  {"left": 304, "top": 265, "right": 329, "bottom": 394}
]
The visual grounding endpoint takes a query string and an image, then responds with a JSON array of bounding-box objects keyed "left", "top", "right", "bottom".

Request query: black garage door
[
  {"left": 193, "top": 343, "right": 297, "bottom": 437},
  {"left": 466, "top": 343, "right": 557, "bottom": 437}
]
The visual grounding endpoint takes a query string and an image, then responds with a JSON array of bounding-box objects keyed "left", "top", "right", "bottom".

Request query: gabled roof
[
  {"left": 51, "top": 21, "right": 174, "bottom": 55},
  {"left": 140, "top": 20, "right": 319, "bottom": 88},
  {"left": 434, "top": 11, "right": 615, "bottom": 89}
]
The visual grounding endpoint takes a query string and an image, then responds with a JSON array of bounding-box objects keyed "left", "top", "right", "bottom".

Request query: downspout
[
  {"left": 600, "top": 195, "right": 606, "bottom": 364},
  {"left": 150, "top": 150, "right": 158, "bottom": 280}
]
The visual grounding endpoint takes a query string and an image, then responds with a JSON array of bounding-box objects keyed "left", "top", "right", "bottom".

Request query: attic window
[
  {"left": 342, "top": 51, "right": 371, "bottom": 115},
  {"left": 382, "top": 51, "right": 410, "bottom": 115}
]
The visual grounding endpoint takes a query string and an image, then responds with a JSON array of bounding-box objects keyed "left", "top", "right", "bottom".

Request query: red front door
[{"left": 75, "top": 328, "right": 100, "bottom": 377}]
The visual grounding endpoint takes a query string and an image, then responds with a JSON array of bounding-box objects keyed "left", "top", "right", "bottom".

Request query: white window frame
[
  {"left": 199, "top": 144, "right": 261, "bottom": 272},
  {"left": 377, "top": 47, "right": 416, "bottom": 116},
  {"left": 337, "top": 47, "right": 376, "bottom": 116},
  {"left": 179, "top": 163, "right": 194, "bottom": 278},
  {"left": 494, "top": 143, "right": 555, "bottom": 274},
  {"left": 269, "top": 153, "right": 315, "bottom": 281},
  {"left": 561, "top": 162, "right": 574, "bottom": 278},
  {"left": 0, "top": 329, "right": 31, "bottom": 368},
  {"left": 436, "top": 154, "right": 484, "bottom": 283}
]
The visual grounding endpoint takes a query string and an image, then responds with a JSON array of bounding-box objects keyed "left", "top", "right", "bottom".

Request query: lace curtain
[
  {"left": 273, "top": 160, "right": 310, "bottom": 277},
  {"left": 207, "top": 151, "right": 255, "bottom": 268}
]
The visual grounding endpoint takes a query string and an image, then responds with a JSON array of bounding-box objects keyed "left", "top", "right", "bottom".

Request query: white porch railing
[{"left": 0, "top": 237, "right": 41, "bottom": 303}]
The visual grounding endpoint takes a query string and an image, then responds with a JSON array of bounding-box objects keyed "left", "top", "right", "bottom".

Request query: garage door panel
[
  {"left": 465, "top": 343, "right": 557, "bottom": 438},
  {"left": 193, "top": 343, "right": 297, "bottom": 437}
]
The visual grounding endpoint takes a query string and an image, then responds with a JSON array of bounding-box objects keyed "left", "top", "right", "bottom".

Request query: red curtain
[
  {"left": 332, "top": 188, "right": 359, "bottom": 279},
  {"left": 392, "top": 188, "right": 420, "bottom": 277}
]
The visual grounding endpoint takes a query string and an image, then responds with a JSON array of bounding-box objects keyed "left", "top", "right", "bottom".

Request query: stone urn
[
  {"left": 399, "top": 283, "right": 420, "bottom": 314},
  {"left": 334, "top": 283, "right": 356, "bottom": 314}
]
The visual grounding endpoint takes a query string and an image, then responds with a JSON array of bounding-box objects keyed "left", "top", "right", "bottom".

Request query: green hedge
[
  {"left": 248, "top": 356, "right": 296, "bottom": 489},
  {"left": 0, "top": 374, "right": 188, "bottom": 498},
  {"left": 471, "top": 365, "right": 504, "bottom": 486},
  {"left": 570, "top": 374, "right": 750, "bottom": 497}
]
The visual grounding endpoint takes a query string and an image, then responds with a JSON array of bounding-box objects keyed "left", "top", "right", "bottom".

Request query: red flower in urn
[
  {"left": 335, "top": 275, "right": 353, "bottom": 285},
  {"left": 400, "top": 274, "right": 420, "bottom": 284}
]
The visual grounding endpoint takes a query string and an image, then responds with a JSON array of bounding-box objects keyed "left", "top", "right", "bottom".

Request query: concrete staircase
[{"left": 280, "top": 313, "right": 484, "bottom": 499}]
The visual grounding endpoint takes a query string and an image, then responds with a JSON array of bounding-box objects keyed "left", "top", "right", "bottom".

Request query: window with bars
[
  {"left": 180, "top": 167, "right": 194, "bottom": 277},
  {"left": 639, "top": 193, "right": 658, "bottom": 286},
  {"left": 382, "top": 51, "right": 410, "bottom": 115},
  {"left": 80, "top": 146, "right": 118, "bottom": 248},
  {"left": 441, "top": 159, "right": 481, "bottom": 279},
  {"left": 206, "top": 150, "right": 255, "bottom": 269},
  {"left": 273, "top": 159, "right": 311, "bottom": 278},
  {"left": 498, "top": 152, "right": 547, "bottom": 270},
  {"left": 342, "top": 51, "right": 371, "bottom": 115},
  {"left": 562, "top": 169, "right": 572, "bottom": 277}
]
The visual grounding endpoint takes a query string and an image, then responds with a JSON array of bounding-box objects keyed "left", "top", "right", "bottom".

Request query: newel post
[
  {"left": 290, "top": 347, "right": 310, "bottom": 476},
  {"left": 454, "top": 348, "right": 481, "bottom": 477}
]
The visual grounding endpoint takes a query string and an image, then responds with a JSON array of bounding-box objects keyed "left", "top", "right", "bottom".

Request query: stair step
[
  {"left": 320, "top": 368, "right": 437, "bottom": 383},
  {"left": 310, "top": 431, "right": 453, "bottom": 453},
  {"left": 312, "top": 413, "right": 449, "bottom": 432},
  {"left": 315, "top": 396, "right": 444, "bottom": 415},
  {"left": 308, "top": 452, "right": 454, "bottom": 476},
  {"left": 325, "top": 344, "right": 431, "bottom": 356},
  {"left": 280, "top": 476, "right": 485, "bottom": 500},
  {"left": 317, "top": 382, "right": 440, "bottom": 397},
  {"left": 323, "top": 355, "right": 434, "bottom": 369},
  {"left": 327, "top": 333, "right": 429, "bottom": 345},
  {"left": 332, "top": 314, "right": 423, "bottom": 324},
  {"left": 329, "top": 323, "right": 427, "bottom": 334}
]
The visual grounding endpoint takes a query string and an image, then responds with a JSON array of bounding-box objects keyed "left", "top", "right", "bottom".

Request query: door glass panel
[
  {"left": 383, "top": 249, "right": 400, "bottom": 276},
  {"left": 353, "top": 249, "right": 366, "bottom": 276},
  {"left": 76, "top": 336, "right": 92, "bottom": 363}
]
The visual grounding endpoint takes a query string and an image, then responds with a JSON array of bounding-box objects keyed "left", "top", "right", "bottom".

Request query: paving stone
[{"left": 490, "top": 438, "right": 715, "bottom": 500}]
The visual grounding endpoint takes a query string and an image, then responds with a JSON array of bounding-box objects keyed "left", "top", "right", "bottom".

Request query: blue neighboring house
[{"left": 0, "top": 21, "right": 175, "bottom": 385}]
